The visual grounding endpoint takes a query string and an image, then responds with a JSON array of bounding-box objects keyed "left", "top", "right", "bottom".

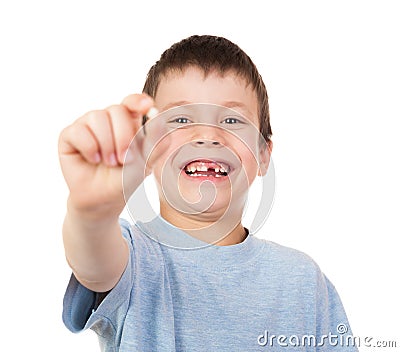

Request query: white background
[{"left": 1, "top": 1, "right": 399, "bottom": 350}]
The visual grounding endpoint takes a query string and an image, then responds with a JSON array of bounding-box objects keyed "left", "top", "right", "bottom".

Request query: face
[{"left": 147, "top": 67, "right": 270, "bottom": 223}]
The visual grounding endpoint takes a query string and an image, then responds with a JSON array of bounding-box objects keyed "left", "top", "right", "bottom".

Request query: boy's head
[
  {"left": 132, "top": 35, "right": 273, "bottom": 236},
  {"left": 143, "top": 35, "right": 272, "bottom": 145}
]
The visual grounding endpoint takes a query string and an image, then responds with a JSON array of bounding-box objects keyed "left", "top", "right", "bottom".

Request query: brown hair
[{"left": 143, "top": 35, "right": 272, "bottom": 144}]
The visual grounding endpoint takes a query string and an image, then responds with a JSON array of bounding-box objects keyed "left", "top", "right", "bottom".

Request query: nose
[
  {"left": 190, "top": 125, "right": 225, "bottom": 148},
  {"left": 193, "top": 139, "right": 222, "bottom": 147}
]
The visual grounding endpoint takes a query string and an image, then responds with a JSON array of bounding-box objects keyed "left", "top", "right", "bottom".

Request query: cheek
[
  {"left": 242, "top": 157, "right": 259, "bottom": 184},
  {"left": 232, "top": 138, "right": 259, "bottom": 175}
]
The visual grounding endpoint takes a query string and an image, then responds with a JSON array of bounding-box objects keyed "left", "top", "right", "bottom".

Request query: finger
[
  {"left": 106, "top": 104, "right": 142, "bottom": 164},
  {"left": 84, "top": 110, "right": 118, "bottom": 167},
  {"left": 59, "top": 123, "right": 100, "bottom": 164},
  {"left": 141, "top": 113, "right": 171, "bottom": 170},
  {"left": 121, "top": 93, "right": 154, "bottom": 116}
]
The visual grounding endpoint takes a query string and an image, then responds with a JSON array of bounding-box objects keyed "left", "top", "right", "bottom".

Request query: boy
[{"left": 59, "top": 35, "right": 357, "bottom": 351}]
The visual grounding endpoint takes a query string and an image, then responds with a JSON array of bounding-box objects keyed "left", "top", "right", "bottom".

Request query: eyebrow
[
  {"left": 221, "top": 101, "right": 254, "bottom": 117},
  {"left": 160, "top": 100, "right": 254, "bottom": 117},
  {"left": 160, "top": 101, "right": 192, "bottom": 111}
]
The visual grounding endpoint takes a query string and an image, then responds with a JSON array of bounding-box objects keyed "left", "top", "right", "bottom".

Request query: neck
[{"left": 160, "top": 205, "right": 247, "bottom": 246}]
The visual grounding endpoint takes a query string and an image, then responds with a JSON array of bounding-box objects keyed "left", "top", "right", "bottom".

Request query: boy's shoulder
[
  {"left": 261, "top": 238, "right": 319, "bottom": 267},
  {"left": 249, "top": 236, "right": 333, "bottom": 297},
  {"left": 254, "top": 236, "right": 324, "bottom": 277}
]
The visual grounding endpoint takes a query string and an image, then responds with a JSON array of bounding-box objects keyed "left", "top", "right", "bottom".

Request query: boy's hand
[{"left": 58, "top": 94, "right": 156, "bottom": 219}]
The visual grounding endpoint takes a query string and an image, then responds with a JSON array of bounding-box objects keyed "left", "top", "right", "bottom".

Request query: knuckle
[
  {"left": 58, "top": 125, "right": 70, "bottom": 141},
  {"left": 65, "top": 122, "right": 81, "bottom": 140},
  {"left": 108, "top": 105, "right": 133, "bottom": 124},
  {"left": 106, "top": 104, "right": 125, "bottom": 115},
  {"left": 86, "top": 109, "right": 109, "bottom": 125},
  {"left": 58, "top": 126, "right": 70, "bottom": 149}
]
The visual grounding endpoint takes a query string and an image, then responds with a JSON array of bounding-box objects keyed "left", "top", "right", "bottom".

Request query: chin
[{"left": 168, "top": 187, "right": 247, "bottom": 222}]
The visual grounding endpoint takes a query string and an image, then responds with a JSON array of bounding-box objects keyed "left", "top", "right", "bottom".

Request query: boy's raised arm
[{"left": 58, "top": 94, "right": 154, "bottom": 293}]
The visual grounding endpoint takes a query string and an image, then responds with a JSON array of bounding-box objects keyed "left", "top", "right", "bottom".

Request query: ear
[{"left": 258, "top": 140, "right": 273, "bottom": 176}]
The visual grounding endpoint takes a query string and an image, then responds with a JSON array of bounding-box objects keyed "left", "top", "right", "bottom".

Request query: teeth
[{"left": 184, "top": 161, "right": 230, "bottom": 175}]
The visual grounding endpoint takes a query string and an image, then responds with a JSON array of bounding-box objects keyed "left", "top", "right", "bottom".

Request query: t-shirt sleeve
[
  {"left": 62, "top": 219, "right": 134, "bottom": 339},
  {"left": 315, "top": 273, "right": 358, "bottom": 351}
]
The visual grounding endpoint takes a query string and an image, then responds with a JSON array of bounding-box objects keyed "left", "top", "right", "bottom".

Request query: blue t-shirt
[{"left": 63, "top": 217, "right": 358, "bottom": 351}]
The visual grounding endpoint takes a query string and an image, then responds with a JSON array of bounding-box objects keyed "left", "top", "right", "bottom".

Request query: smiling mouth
[{"left": 183, "top": 159, "right": 231, "bottom": 178}]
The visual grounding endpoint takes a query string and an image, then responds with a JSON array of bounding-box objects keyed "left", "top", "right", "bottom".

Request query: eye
[
  {"left": 169, "top": 116, "right": 192, "bottom": 124},
  {"left": 221, "top": 116, "right": 243, "bottom": 124}
]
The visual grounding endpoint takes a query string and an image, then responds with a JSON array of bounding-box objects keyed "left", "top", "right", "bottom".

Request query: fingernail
[
  {"left": 139, "top": 96, "right": 153, "bottom": 109},
  {"left": 93, "top": 152, "right": 101, "bottom": 164},
  {"left": 109, "top": 153, "right": 118, "bottom": 166},
  {"left": 146, "top": 107, "right": 158, "bottom": 119}
]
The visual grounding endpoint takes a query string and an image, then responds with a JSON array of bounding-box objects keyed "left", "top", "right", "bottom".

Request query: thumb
[{"left": 140, "top": 111, "right": 172, "bottom": 173}]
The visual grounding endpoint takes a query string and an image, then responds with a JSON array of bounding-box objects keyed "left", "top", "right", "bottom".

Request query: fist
[{"left": 58, "top": 94, "right": 157, "bottom": 217}]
